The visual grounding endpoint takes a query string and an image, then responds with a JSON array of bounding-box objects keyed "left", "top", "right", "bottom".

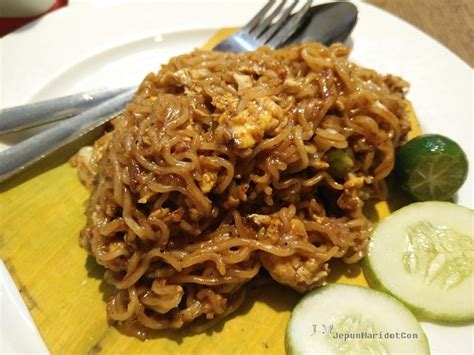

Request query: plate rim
[{"left": 1, "top": 1, "right": 472, "bottom": 354}]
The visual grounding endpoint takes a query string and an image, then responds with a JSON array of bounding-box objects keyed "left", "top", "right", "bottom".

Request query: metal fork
[{"left": 214, "top": 0, "right": 312, "bottom": 52}]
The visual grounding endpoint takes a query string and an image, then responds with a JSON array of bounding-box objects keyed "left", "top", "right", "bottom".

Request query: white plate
[{"left": 1, "top": 0, "right": 472, "bottom": 354}]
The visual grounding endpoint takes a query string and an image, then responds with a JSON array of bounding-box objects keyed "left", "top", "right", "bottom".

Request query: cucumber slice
[
  {"left": 286, "top": 284, "right": 429, "bottom": 355},
  {"left": 364, "top": 201, "right": 473, "bottom": 322}
]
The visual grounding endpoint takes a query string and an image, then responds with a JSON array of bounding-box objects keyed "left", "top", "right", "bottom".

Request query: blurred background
[{"left": 0, "top": 0, "right": 472, "bottom": 66}]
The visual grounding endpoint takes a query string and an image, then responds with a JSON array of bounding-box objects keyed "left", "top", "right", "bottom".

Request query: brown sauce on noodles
[{"left": 72, "top": 42, "right": 410, "bottom": 338}]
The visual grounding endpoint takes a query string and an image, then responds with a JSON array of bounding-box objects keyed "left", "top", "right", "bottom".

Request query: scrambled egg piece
[
  {"left": 223, "top": 97, "right": 282, "bottom": 149},
  {"left": 213, "top": 92, "right": 239, "bottom": 112},
  {"left": 249, "top": 213, "right": 329, "bottom": 292},
  {"left": 261, "top": 254, "right": 329, "bottom": 293},
  {"left": 199, "top": 171, "right": 218, "bottom": 194},
  {"left": 233, "top": 73, "right": 253, "bottom": 91}
]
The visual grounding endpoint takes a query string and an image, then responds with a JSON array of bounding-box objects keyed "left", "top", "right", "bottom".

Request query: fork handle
[
  {"left": 0, "top": 86, "right": 134, "bottom": 136},
  {"left": 0, "top": 89, "right": 135, "bottom": 183}
]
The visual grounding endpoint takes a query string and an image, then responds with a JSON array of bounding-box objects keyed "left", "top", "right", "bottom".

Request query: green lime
[{"left": 395, "top": 134, "right": 468, "bottom": 201}]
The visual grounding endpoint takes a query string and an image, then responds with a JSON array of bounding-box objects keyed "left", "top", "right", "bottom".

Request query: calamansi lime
[{"left": 395, "top": 134, "right": 468, "bottom": 201}]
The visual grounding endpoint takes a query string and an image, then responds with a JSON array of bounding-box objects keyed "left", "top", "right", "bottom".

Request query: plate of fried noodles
[{"left": 0, "top": 0, "right": 472, "bottom": 354}]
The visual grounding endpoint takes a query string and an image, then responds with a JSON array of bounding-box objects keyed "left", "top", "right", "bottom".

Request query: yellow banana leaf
[{"left": 0, "top": 29, "right": 421, "bottom": 354}]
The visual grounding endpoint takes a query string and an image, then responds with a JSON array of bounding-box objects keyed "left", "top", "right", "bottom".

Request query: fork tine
[
  {"left": 258, "top": 0, "right": 299, "bottom": 43},
  {"left": 241, "top": 0, "right": 277, "bottom": 33},
  {"left": 249, "top": 0, "right": 287, "bottom": 38},
  {"left": 266, "top": 0, "right": 312, "bottom": 48}
]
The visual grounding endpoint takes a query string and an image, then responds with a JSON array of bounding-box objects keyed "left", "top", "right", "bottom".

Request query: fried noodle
[{"left": 72, "top": 43, "right": 410, "bottom": 338}]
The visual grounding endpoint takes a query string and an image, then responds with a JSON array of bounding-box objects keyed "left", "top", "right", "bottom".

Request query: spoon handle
[
  {"left": 0, "top": 89, "right": 135, "bottom": 183},
  {"left": 0, "top": 86, "right": 134, "bottom": 135}
]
